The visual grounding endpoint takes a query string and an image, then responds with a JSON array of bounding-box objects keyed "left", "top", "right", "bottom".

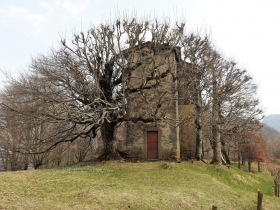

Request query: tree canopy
[{"left": 0, "top": 18, "right": 264, "bottom": 167}]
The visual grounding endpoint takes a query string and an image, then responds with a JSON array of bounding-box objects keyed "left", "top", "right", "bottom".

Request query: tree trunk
[
  {"left": 212, "top": 126, "right": 223, "bottom": 164},
  {"left": 194, "top": 77, "right": 203, "bottom": 161},
  {"left": 23, "top": 155, "right": 29, "bottom": 170},
  {"left": 211, "top": 76, "right": 224, "bottom": 165},
  {"left": 211, "top": 98, "right": 224, "bottom": 164},
  {"left": 248, "top": 161, "right": 252, "bottom": 172},
  {"left": 238, "top": 150, "right": 241, "bottom": 169},
  {"left": 221, "top": 137, "right": 231, "bottom": 164},
  {"left": 98, "top": 120, "right": 122, "bottom": 160},
  {"left": 10, "top": 152, "right": 18, "bottom": 171},
  {"left": 195, "top": 116, "right": 203, "bottom": 160}
]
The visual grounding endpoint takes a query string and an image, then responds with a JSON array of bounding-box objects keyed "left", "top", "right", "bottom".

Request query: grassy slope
[{"left": 0, "top": 161, "right": 279, "bottom": 210}]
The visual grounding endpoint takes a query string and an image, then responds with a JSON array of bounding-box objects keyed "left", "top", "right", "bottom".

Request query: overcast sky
[{"left": 0, "top": 0, "right": 279, "bottom": 116}]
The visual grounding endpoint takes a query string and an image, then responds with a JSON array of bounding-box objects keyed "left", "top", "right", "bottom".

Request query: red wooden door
[{"left": 147, "top": 131, "right": 158, "bottom": 159}]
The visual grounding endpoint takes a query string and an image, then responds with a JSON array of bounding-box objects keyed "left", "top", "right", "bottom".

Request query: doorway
[{"left": 147, "top": 131, "right": 158, "bottom": 159}]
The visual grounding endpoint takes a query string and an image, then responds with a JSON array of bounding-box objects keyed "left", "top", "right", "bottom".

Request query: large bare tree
[
  {"left": 208, "top": 55, "right": 263, "bottom": 164},
  {"left": 180, "top": 33, "right": 263, "bottom": 164},
  {"left": 1, "top": 19, "right": 185, "bottom": 160}
]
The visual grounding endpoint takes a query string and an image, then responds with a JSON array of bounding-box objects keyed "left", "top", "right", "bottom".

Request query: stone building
[{"left": 117, "top": 42, "right": 196, "bottom": 160}]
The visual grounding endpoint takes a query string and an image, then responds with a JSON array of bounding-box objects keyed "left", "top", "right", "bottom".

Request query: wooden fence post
[
  {"left": 212, "top": 205, "right": 218, "bottom": 210},
  {"left": 274, "top": 179, "right": 277, "bottom": 196},
  {"left": 277, "top": 183, "right": 280, "bottom": 197},
  {"left": 257, "top": 191, "right": 263, "bottom": 210}
]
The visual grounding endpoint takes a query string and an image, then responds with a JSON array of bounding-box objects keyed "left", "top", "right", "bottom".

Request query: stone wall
[
  {"left": 119, "top": 44, "right": 197, "bottom": 160},
  {"left": 178, "top": 104, "right": 196, "bottom": 159},
  {"left": 125, "top": 46, "right": 179, "bottom": 159}
]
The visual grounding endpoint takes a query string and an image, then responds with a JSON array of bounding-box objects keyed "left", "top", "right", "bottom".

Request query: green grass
[{"left": 0, "top": 161, "right": 279, "bottom": 209}]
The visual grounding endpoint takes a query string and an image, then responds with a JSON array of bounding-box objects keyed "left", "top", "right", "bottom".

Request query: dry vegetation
[{"left": 0, "top": 161, "right": 279, "bottom": 210}]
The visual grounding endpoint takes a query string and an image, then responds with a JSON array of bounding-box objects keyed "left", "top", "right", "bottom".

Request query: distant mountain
[
  {"left": 263, "top": 114, "right": 280, "bottom": 133},
  {"left": 261, "top": 123, "right": 280, "bottom": 141}
]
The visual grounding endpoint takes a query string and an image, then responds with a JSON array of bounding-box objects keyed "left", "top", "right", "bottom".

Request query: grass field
[{"left": 0, "top": 161, "right": 279, "bottom": 209}]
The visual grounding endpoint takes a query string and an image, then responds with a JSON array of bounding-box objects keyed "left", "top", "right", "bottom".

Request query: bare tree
[
  {"left": 1, "top": 19, "right": 186, "bottom": 160},
  {"left": 181, "top": 32, "right": 263, "bottom": 164},
  {"left": 0, "top": 19, "right": 263, "bottom": 164},
  {"left": 0, "top": 82, "right": 55, "bottom": 169},
  {"left": 209, "top": 56, "right": 263, "bottom": 164},
  {"left": 180, "top": 32, "right": 214, "bottom": 161}
]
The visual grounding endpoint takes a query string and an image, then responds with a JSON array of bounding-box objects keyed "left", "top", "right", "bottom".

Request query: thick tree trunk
[
  {"left": 97, "top": 60, "right": 122, "bottom": 161},
  {"left": 211, "top": 76, "right": 224, "bottom": 165},
  {"left": 98, "top": 120, "right": 122, "bottom": 160},
  {"left": 211, "top": 98, "right": 224, "bottom": 164},
  {"left": 212, "top": 126, "right": 223, "bottom": 164},
  {"left": 10, "top": 153, "right": 19, "bottom": 171}
]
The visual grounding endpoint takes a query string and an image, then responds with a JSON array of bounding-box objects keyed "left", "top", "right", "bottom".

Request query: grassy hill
[{"left": 0, "top": 161, "right": 279, "bottom": 210}]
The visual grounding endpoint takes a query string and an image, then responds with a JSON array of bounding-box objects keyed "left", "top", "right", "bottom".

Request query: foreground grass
[{"left": 0, "top": 161, "right": 279, "bottom": 210}]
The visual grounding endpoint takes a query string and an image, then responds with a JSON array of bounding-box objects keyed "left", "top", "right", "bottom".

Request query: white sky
[{"left": 0, "top": 0, "right": 279, "bottom": 116}]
